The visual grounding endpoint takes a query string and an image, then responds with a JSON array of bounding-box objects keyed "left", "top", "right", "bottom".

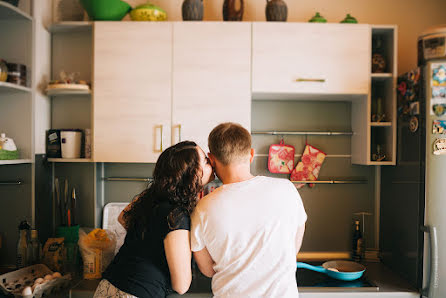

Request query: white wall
[{"left": 124, "top": 0, "right": 446, "bottom": 74}]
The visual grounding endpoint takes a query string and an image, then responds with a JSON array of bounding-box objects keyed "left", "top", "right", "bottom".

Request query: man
[{"left": 191, "top": 122, "right": 307, "bottom": 297}]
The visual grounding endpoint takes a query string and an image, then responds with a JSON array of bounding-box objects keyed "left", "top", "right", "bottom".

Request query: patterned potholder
[
  {"left": 268, "top": 140, "right": 295, "bottom": 174},
  {"left": 290, "top": 144, "right": 326, "bottom": 188}
]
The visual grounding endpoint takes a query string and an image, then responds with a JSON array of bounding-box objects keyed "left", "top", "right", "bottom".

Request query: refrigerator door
[
  {"left": 423, "top": 61, "right": 446, "bottom": 298},
  {"left": 381, "top": 68, "right": 425, "bottom": 290}
]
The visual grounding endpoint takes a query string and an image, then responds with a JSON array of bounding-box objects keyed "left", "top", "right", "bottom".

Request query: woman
[{"left": 94, "top": 141, "right": 214, "bottom": 298}]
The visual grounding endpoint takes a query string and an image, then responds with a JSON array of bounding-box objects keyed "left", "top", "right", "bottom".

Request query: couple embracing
[{"left": 94, "top": 122, "right": 307, "bottom": 298}]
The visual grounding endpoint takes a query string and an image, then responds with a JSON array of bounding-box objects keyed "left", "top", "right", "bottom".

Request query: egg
[
  {"left": 31, "top": 284, "right": 39, "bottom": 293},
  {"left": 52, "top": 272, "right": 62, "bottom": 279},
  {"left": 22, "top": 286, "right": 32, "bottom": 296},
  {"left": 43, "top": 274, "right": 53, "bottom": 281},
  {"left": 34, "top": 278, "right": 44, "bottom": 285}
]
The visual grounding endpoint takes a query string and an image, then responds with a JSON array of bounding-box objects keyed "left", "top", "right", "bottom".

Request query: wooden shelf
[
  {"left": 46, "top": 89, "right": 91, "bottom": 97},
  {"left": 0, "top": 1, "right": 32, "bottom": 21},
  {"left": 0, "top": 159, "right": 32, "bottom": 165},
  {"left": 371, "top": 73, "right": 393, "bottom": 80},
  {"left": 369, "top": 160, "right": 395, "bottom": 166},
  {"left": 371, "top": 122, "right": 392, "bottom": 127},
  {"left": 0, "top": 82, "right": 31, "bottom": 94},
  {"left": 49, "top": 22, "right": 93, "bottom": 33},
  {"left": 47, "top": 158, "right": 92, "bottom": 163}
]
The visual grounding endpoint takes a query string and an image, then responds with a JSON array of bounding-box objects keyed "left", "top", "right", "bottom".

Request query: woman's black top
[{"left": 103, "top": 200, "right": 190, "bottom": 297}]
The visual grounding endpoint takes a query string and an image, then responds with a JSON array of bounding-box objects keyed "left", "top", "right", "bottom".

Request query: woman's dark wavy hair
[{"left": 123, "top": 141, "right": 203, "bottom": 234}]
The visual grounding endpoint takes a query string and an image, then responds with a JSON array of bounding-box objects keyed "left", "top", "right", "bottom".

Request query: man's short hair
[{"left": 208, "top": 122, "right": 252, "bottom": 165}]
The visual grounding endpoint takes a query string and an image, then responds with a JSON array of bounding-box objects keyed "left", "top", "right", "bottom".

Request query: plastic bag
[{"left": 78, "top": 228, "right": 116, "bottom": 280}]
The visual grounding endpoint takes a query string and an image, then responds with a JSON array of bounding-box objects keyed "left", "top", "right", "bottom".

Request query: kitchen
[{"left": 0, "top": 0, "right": 445, "bottom": 297}]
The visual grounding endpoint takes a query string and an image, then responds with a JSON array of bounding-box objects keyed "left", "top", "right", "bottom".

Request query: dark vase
[
  {"left": 223, "top": 0, "right": 244, "bottom": 21},
  {"left": 266, "top": 0, "right": 287, "bottom": 22},
  {"left": 182, "top": 0, "right": 203, "bottom": 21}
]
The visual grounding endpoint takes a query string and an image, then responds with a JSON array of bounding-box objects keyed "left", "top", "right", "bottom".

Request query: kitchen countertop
[{"left": 68, "top": 262, "right": 419, "bottom": 298}]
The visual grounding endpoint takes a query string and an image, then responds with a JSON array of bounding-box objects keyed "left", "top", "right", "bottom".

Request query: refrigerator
[{"left": 381, "top": 60, "right": 446, "bottom": 297}]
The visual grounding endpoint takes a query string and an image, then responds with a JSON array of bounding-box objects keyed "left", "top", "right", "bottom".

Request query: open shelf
[
  {"left": 49, "top": 22, "right": 93, "bottom": 33},
  {"left": 371, "top": 73, "right": 393, "bottom": 80},
  {"left": 46, "top": 89, "right": 91, "bottom": 97},
  {"left": 0, "top": 1, "right": 32, "bottom": 21},
  {"left": 370, "top": 126, "right": 394, "bottom": 164},
  {"left": 47, "top": 158, "right": 92, "bottom": 163},
  {"left": 0, "top": 82, "right": 31, "bottom": 94},
  {"left": 371, "top": 122, "right": 392, "bottom": 127},
  {"left": 0, "top": 159, "right": 32, "bottom": 165}
]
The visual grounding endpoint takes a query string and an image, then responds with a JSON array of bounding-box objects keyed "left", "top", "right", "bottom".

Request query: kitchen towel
[
  {"left": 268, "top": 139, "right": 295, "bottom": 174},
  {"left": 290, "top": 144, "right": 326, "bottom": 188}
]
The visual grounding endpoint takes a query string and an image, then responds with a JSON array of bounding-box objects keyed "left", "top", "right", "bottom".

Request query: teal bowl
[{"left": 80, "top": 0, "right": 131, "bottom": 21}]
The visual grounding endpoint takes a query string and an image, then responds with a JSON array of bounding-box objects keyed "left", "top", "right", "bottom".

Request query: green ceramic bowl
[{"left": 80, "top": 0, "right": 131, "bottom": 21}]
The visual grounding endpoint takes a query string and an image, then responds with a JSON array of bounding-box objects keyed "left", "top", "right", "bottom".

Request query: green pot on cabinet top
[
  {"left": 308, "top": 12, "right": 327, "bottom": 23},
  {"left": 79, "top": 0, "right": 131, "bottom": 21},
  {"left": 340, "top": 14, "right": 358, "bottom": 23}
]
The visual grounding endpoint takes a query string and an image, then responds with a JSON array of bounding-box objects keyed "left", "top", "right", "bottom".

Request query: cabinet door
[
  {"left": 252, "top": 23, "right": 370, "bottom": 97},
  {"left": 172, "top": 22, "right": 251, "bottom": 152},
  {"left": 93, "top": 22, "right": 172, "bottom": 162}
]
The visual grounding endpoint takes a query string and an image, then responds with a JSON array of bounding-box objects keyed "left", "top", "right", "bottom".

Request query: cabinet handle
[
  {"left": 295, "top": 78, "right": 326, "bottom": 83},
  {"left": 159, "top": 125, "right": 164, "bottom": 152},
  {"left": 178, "top": 124, "right": 182, "bottom": 143}
]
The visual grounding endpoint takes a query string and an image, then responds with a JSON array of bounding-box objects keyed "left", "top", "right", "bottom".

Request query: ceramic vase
[
  {"left": 223, "top": 0, "right": 244, "bottom": 21},
  {"left": 182, "top": 0, "right": 203, "bottom": 21},
  {"left": 266, "top": 0, "right": 287, "bottom": 22}
]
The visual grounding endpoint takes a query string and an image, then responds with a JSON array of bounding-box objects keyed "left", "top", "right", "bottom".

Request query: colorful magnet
[
  {"left": 432, "top": 63, "right": 446, "bottom": 87},
  {"left": 433, "top": 120, "right": 446, "bottom": 134},
  {"left": 433, "top": 104, "right": 446, "bottom": 116},
  {"left": 432, "top": 87, "right": 446, "bottom": 98},
  {"left": 410, "top": 102, "right": 420, "bottom": 115},
  {"left": 433, "top": 138, "right": 446, "bottom": 155},
  {"left": 410, "top": 116, "right": 419, "bottom": 132}
]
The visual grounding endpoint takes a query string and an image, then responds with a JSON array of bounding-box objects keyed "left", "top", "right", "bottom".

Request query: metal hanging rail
[
  {"left": 252, "top": 131, "right": 353, "bottom": 136},
  {"left": 0, "top": 181, "right": 22, "bottom": 185},
  {"left": 104, "top": 177, "right": 153, "bottom": 182},
  {"left": 291, "top": 179, "right": 367, "bottom": 185}
]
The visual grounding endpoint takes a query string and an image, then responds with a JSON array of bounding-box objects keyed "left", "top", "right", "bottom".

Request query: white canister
[{"left": 61, "top": 130, "right": 82, "bottom": 158}]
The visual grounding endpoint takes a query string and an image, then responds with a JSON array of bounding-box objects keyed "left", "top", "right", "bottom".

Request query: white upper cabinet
[
  {"left": 93, "top": 22, "right": 172, "bottom": 163},
  {"left": 172, "top": 22, "right": 252, "bottom": 152},
  {"left": 252, "top": 23, "right": 370, "bottom": 99}
]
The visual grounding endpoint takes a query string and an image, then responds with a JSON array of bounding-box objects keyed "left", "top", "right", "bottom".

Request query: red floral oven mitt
[
  {"left": 290, "top": 144, "right": 326, "bottom": 189},
  {"left": 268, "top": 140, "right": 295, "bottom": 174}
]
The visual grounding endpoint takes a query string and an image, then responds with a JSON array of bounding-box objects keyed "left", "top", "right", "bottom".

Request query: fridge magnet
[
  {"left": 433, "top": 120, "right": 446, "bottom": 134},
  {"left": 433, "top": 138, "right": 446, "bottom": 155},
  {"left": 410, "top": 116, "right": 419, "bottom": 133},
  {"left": 410, "top": 102, "right": 420, "bottom": 115},
  {"left": 290, "top": 144, "right": 326, "bottom": 189},
  {"left": 432, "top": 86, "right": 446, "bottom": 98},
  {"left": 268, "top": 139, "right": 295, "bottom": 174},
  {"left": 432, "top": 103, "right": 446, "bottom": 116},
  {"left": 432, "top": 64, "right": 446, "bottom": 86}
]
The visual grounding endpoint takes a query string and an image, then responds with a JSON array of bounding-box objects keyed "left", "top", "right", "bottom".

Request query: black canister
[
  {"left": 6, "top": 63, "right": 27, "bottom": 87},
  {"left": 182, "top": 0, "right": 203, "bottom": 21},
  {"left": 266, "top": 0, "right": 288, "bottom": 22}
]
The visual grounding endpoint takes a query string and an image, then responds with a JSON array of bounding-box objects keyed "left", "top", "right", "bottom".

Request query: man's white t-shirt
[{"left": 191, "top": 176, "right": 307, "bottom": 298}]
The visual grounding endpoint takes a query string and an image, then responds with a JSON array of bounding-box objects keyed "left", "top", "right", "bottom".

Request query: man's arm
[
  {"left": 193, "top": 247, "right": 216, "bottom": 278},
  {"left": 296, "top": 224, "right": 305, "bottom": 258}
]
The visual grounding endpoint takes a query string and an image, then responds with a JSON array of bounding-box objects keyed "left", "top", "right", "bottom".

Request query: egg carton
[{"left": 0, "top": 264, "right": 71, "bottom": 297}]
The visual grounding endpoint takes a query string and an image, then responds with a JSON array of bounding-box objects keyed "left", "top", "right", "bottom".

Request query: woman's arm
[
  {"left": 118, "top": 197, "right": 141, "bottom": 230},
  {"left": 164, "top": 230, "right": 192, "bottom": 295}
]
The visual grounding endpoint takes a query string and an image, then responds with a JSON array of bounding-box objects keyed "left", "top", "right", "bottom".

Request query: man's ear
[
  {"left": 249, "top": 148, "right": 255, "bottom": 163},
  {"left": 208, "top": 153, "right": 217, "bottom": 168}
]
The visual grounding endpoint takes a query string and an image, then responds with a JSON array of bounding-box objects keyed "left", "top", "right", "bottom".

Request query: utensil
[
  {"left": 71, "top": 188, "right": 77, "bottom": 226},
  {"left": 297, "top": 260, "right": 366, "bottom": 281},
  {"left": 64, "top": 179, "right": 68, "bottom": 226},
  {"left": 55, "top": 178, "right": 62, "bottom": 226}
]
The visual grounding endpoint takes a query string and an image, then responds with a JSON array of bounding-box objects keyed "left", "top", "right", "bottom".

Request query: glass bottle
[
  {"left": 16, "top": 220, "right": 30, "bottom": 268},
  {"left": 352, "top": 220, "right": 364, "bottom": 261}
]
